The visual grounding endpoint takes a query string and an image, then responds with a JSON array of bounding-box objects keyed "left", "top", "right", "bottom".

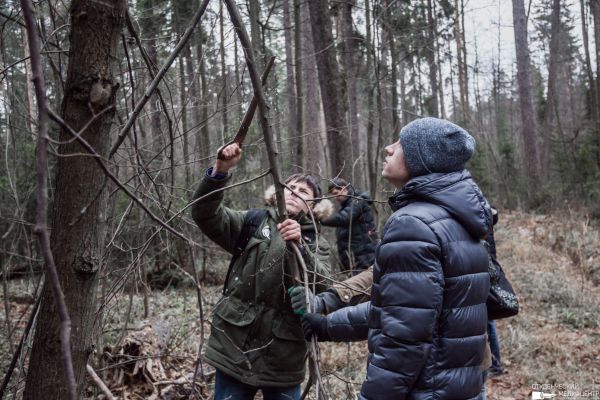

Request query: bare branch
[
  {"left": 86, "top": 364, "right": 115, "bottom": 400},
  {"left": 48, "top": 109, "right": 191, "bottom": 243}
]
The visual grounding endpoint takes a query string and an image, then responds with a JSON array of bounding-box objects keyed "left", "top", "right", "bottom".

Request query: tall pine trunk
[
  {"left": 340, "top": 0, "right": 360, "bottom": 185},
  {"left": 540, "top": 0, "right": 562, "bottom": 179},
  {"left": 307, "top": 0, "right": 349, "bottom": 178},
  {"left": 512, "top": 0, "right": 540, "bottom": 195},
  {"left": 283, "top": 0, "right": 299, "bottom": 171},
  {"left": 426, "top": 0, "right": 439, "bottom": 117},
  {"left": 590, "top": 0, "right": 600, "bottom": 166},
  {"left": 300, "top": 0, "right": 324, "bottom": 172}
]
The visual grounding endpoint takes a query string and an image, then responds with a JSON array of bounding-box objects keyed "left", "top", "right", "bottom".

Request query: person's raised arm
[{"left": 191, "top": 143, "right": 246, "bottom": 254}]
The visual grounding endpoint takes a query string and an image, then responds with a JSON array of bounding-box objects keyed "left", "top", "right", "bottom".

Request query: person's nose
[{"left": 384, "top": 145, "right": 393, "bottom": 156}]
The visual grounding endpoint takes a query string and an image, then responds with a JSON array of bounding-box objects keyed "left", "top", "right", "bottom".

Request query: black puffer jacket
[
  {"left": 325, "top": 170, "right": 491, "bottom": 400},
  {"left": 321, "top": 189, "right": 377, "bottom": 270}
]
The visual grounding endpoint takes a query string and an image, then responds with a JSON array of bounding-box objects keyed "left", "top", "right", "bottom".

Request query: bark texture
[
  {"left": 512, "top": 0, "right": 539, "bottom": 182},
  {"left": 307, "top": 0, "right": 349, "bottom": 177},
  {"left": 24, "top": 0, "right": 126, "bottom": 398}
]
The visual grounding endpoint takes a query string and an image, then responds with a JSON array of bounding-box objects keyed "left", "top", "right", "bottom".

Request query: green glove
[{"left": 287, "top": 286, "right": 317, "bottom": 315}]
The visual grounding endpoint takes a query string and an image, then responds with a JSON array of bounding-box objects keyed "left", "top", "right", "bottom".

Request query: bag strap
[{"left": 223, "top": 208, "right": 268, "bottom": 294}]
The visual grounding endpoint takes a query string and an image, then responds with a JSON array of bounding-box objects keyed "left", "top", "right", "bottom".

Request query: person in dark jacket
[
  {"left": 321, "top": 178, "right": 377, "bottom": 275},
  {"left": 191, "top": 143, "right": 331, "bottom": 400},
  {"left": 302, "top": 117, "right": 492, "bottom": 400}
]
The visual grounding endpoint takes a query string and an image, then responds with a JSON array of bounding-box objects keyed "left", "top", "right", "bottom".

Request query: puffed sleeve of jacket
[
  {"left": 191, "top": 169, "right": 246, "bottom": 254},
  {"left": 320, "top": 198, "right": 362, "bottom": 227},
  {"left": 325, "top": 301, "right": 371, "bottom": 341},
  {"left": 360, "top": 214, "right": 444, "bottom": 400}
]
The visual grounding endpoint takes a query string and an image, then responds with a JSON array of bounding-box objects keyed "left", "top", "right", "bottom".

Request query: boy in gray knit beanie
[{"left": 399, "top": 117, "right": 475, "bottom": 177}]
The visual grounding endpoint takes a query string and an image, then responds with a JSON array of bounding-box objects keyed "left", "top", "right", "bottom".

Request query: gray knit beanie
[{"left": 399, "top": 117, "right": 475, "bottom": 177}]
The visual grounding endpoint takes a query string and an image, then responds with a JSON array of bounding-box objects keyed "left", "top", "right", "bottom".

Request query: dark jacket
[
  {"left": 325, "top": 170, "right": 491, "bottom": 400},
  {"left": 191, "top": 171, "right": 331, "bottom": 387},
  {"left": 321, "top": 189, "right": 377, "bottom": 270}
]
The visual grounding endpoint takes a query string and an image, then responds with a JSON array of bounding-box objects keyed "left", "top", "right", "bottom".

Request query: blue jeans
[
  {"left": 487, "top": 320, "right": 502, "bottom": 370},
  {"left": 476, "top": 371, "right": 488, "bottom": 400},
  {"left": 214, "top": 369, "right": 301, "bottom": 400}
]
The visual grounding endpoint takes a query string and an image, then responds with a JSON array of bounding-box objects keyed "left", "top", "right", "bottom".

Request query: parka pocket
[
  {"left": 213, "top": 297, "right": 256, "bottom": 326},
  {"left": 265, "top": 314, "right": 307, "bottom": 374},
  {"left": 208, "top": 298, "right": 256, "bottom": 367}
]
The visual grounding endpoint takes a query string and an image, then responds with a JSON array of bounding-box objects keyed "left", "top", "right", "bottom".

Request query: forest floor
[{"left": 1, "top": 210, "right": 599, "bottom": 399}]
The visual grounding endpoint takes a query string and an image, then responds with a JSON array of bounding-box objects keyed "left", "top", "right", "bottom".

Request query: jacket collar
[{"left": 388, "top": 170, "right": 492, "bottom": 239}]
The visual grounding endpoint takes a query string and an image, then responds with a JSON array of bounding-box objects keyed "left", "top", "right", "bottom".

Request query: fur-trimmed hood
[{"left": 264, "top": 185, "right": 334, "bottom": 221}]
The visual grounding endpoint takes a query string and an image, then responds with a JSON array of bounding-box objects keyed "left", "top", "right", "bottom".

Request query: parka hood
[
  {"left": 264, "top": 184, "right": 334, "bottom": 221},
  {"left": 340, "top": 188, "right": 373, "bottom": 206},
  {"left": 388, "top": 170, "right": 492, "bottom": 239}
]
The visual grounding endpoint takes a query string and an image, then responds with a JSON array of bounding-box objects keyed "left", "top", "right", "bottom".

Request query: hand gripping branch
[{"left": 217, "top": 56, "right": 275, "bottom": 160}]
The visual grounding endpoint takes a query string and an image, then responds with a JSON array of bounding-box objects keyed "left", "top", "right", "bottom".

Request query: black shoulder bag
[{"left": 484, "top": 241, "right": 519, "bottom": 320}]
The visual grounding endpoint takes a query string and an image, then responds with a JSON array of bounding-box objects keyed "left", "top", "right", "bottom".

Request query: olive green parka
[{"left": 191, "top": 171, "right": 331, "bottom": 387}]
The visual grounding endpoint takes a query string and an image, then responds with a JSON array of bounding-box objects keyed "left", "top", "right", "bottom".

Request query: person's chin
[{"left": 286, "top": 205, "right": 298, "bottom": 215}]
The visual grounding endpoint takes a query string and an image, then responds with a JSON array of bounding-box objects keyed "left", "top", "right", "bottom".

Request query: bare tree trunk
[
  {"left": 454, "top": 0, "right": 467, "bottom": 122},
  {"left": 197, "top": 30, "right": 210, "bottom": 164},
  {"left": 589, "top": 0, "right": 600, "bottom": 166},
  {"left": 21, "top": 25, "right": 37, "bottom": 141},
  {"left": 582, "top": 0, "right": 598, "bottom": 128},
  {"left": 448, "top": 38, "right": 457, "bottom": 118},
  {"left": 540, "top": 0, "right": 562, "bottom": 179},
  {"left": 184, "top": 54, "right": 197, "bottom": 188},
  {"left": 512, "top": 0, "right": 540, "bottom": 190},
  {"left": 436, "top": 36, "right": 446, "bottom": 118},
  {"left": 300, "top": 0, "right": 324, "bottom": 173},
  {"left": 340, "top": 0, "right": 360, "bottom": 184},
  {"left": 384, "top": 0, "right": 399, "bottom": 132},
  {"left": 399, "top": 43, "right": 408, "bottom": 127},
  {"left": 248, "top": 0, "right": 265, "bottom": 71},
  {"left": 283, "top": 0, "right": 299, "bottom": 171},
  {"left": 461, "top": 0, "right": 469, "bottom": 114},
  {"left": 294, "top": 0, "right": 304, "bottom": 169},
  {"left": 365, "top": 0, "right": 376, "bottom": 193},
  {"left": 307, "top": 0, "right": 349, "bottom": 177},
  {"left": 220, "top": 1, "right": 228, "bottom": 137},
  {"left": 24, "top": 0, "right": 126, "bottom": 397},
  {"left": 426, "top": 0, "right": 439, "bottom": 117},
  {"left": 389, "top": 34, "right": 400, "bottom": 132},
  {"left": 140, "top": 0, "right": 164, "bottom": 156}
]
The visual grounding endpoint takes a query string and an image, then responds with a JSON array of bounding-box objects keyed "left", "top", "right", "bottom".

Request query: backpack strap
[{"left": 223, "top": 208, "right": 268, "bottom": 294}]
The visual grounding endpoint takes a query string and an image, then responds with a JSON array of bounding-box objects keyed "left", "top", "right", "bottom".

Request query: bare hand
[
  {"left": 213, "top": 143, "right": 241, "bottom": 175},
  {"left": 277, "top": 219, "right": 301, "bottom": 242}
]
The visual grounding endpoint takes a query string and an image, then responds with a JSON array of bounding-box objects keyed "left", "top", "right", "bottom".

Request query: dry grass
[{"left": 485, "top": 210, "right": 600, "bottom": 399}]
